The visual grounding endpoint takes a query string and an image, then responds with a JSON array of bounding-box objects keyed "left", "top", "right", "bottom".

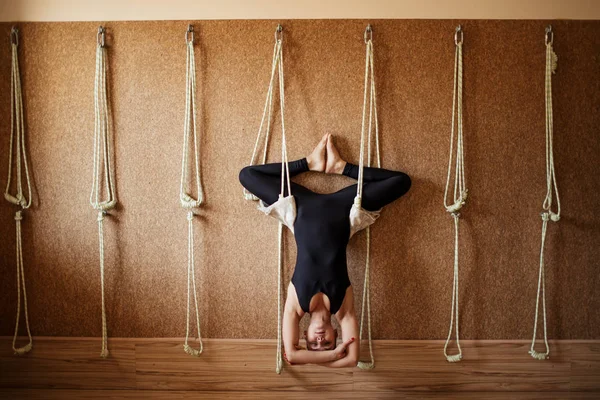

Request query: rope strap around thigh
[
  {"left": 90, "top": 27, "right": 117, "bottom": 358},
  {"left": 5, "top": 27, "right": 33, "bottom": 355},
  {"left": 442, "top": 27, "right": 466, "bottom": 362},
  {"left": 530, "top": 28, "right": 560, "bottom": 360}
]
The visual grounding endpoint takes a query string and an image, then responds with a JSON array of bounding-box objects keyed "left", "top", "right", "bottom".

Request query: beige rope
[
  {"left": 243, "top": 35, "right": 281, "bottom": 202},
  {"left": 356, "top": 26, "right": 380, "bottom": 370},
  {"left": 181, "top": 25, "right": 203, "bottom": 357},
  {"left": 244, "top": 26, "right": 288, "bottom": 374},
  {"left": 273, "top": 26, "right": 290, "bottom": 375},
  {"left": 90, "top": 27, "right": 116, "bottom": 358},
  {"left": 443, "top": 26, "right": 467, "bottom": 363},
  {"left": 4, "top": 27, "right": 33, "bottom": 356},
  {"left": 529, "top": 27, "right": 560, "bottom": 361}
]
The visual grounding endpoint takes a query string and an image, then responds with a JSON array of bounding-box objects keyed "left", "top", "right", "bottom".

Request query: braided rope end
[
  {"left": 357, "top": 361, "right": 375, "bottom": 370},
  {"left": 100, "top": 348, "right": 109, "bottom": 358},
  {"left": 445, "top": 353, "right": 462, "bottom": 363},
  {"left": 183, "top": 344, "right": 203, "bottom": 357},
  {"left": 13, "top": 342, "right": 32, "bottom": 355},
  {"left": 529, "top": 349, "right": 549, "bottom": 360}
]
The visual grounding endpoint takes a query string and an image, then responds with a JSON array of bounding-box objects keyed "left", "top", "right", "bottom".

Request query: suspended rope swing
[
  {"left": 244, "top": 25, "right": 288, "bottom": 374},
  {"left": 4, "top": 26, "right": 34, "bottom": 356},
  {"left": 355, "top": 24, "right": 380, "bottom": 370},
  {"left": 180, "top": 24, "right": 204, "bottom": 357},
  {"left": 89, "top": 26, "right": 117, "bottom": 358},
  {"left": 529, "top": 25, "right": 560, "bottom": 361},
  {"left": 442, "top": 25, "right": 467, "bottom": 363}
]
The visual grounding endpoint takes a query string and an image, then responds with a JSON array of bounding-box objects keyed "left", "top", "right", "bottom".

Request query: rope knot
[
  {"left": 451, "top": 212, "right": 460, "bottom": 219},
  {"left": 549, "top": 212, "right": 560, "bottom": 222},
  {"left": 97, "top": 211, "right": 106, "bottom": 222},
  {"left": 541, "top": 212, "right": 550, "bottom": 222},
  {"left": 14, "top": 210, "right": 23, "bottom": 221},
  {"left": 187, "top": 211, "right": 194, "bottom": 221},
  {"left": 353, "top": 196, "right": 362, "bottom": 207}
]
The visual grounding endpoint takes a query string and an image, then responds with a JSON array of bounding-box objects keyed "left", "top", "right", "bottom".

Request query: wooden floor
[{"left": 0, "top": 337, "right": 599, "bottom": 399}]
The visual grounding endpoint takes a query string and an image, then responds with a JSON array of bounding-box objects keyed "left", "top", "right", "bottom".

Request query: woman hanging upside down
[{"left": 239, "top": 134, "right": 411, "bottom": 367}]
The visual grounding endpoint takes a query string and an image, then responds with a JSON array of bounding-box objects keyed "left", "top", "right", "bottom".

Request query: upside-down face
[{"left": 305, "top": 317, "right": 338, "bottom": 351}]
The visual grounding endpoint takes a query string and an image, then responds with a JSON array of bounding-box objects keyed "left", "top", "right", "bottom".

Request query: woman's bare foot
[
  {"left": 306, "top": 134, "right": 327, "bottom": 172},
  {"left": 325, "top": 134, "right": 346, "bottom": 174}
]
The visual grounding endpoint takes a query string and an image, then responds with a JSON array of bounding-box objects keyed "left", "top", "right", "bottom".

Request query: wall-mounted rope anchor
[
  {"left": 186, "top": 24, "right": 194, "bottom": 44},
  {"left": 275, "top": 24, "right": 283, "bottom": 41},
  {"left": 97, "top": 26, "right": 106, "bottom": 48},
  {"left": 364, "top": 24, "right": 373, "bottom": 43},
  {"left": 10, "top": 26, "right": 18, "bottom": 45},
  {"left": 455, "top": 25, "right": 463, "bottom": 45},
  {"left": 545, "top": 25, "right": 553, "bottom": 45}
]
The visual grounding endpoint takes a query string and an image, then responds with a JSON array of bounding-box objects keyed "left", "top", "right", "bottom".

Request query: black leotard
[{"left": 239, "top": 158, "right": 411, "bottom": 314}]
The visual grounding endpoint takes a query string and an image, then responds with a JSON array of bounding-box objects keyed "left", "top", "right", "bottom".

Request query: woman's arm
[
  {"left": 342, "top": 162, "right": 411, "bottom": 211},
  {"left": 318, "top": 287, "right": 360, "bottom": 368},
  {"left": 239, "top": 158, "right": 309, "bottom": 206},
  {"left": 282, "top": 283, "right": 348, "bottom": 365}
]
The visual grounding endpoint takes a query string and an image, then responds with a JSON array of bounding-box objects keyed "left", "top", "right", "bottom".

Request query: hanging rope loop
[
  {"left": 180, "top": 23, "right": 204, "bottom": 209},
  {"left": 530, "top": 25, "right": 560, "bottom": 361},
  {"left": 442, "top": 25, "right": 467, "bottom": 363},
  {"left": 180, "top": 24, "right": 204, "bottom": 357},
  {"left": 90, "top": 26, "right": 116, "bottom": 358},
  {"left": 5, "top": 25, "right": 33, "bottom": 356},
  {"left": 356, "top": 24, "right": 380, "bottom": 370},
  {"left": 244, "top": 24, "right": 288, "bottom": 373}
]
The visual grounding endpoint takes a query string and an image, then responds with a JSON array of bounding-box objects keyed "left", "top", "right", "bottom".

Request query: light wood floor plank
[
  {"left": 1, "top": 389, "right": 599, "bottom": 400},
  {"left": 0, "top": 337, "right": 598, "bottom": 396},
  {"left": 135, "top": 340, "right": 353, "bottom": 391},
  {"left": 0, "top": 338, "right": 136, "bottom": 390}
]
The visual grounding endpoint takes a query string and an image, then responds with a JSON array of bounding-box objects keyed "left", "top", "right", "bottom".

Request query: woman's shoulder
[
  {"left": 285, "top": 282, "right": 305, "bottom": 317},
  {"left": 335, "top": 286, "right": 355, "bottom": 320}
]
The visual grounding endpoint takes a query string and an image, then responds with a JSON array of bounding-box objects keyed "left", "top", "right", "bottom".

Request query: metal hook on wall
[
  {"left": 364, "top": 24, "right": 373, "bottom": 43},
  {"left": 97, "top": 26, "right": 106, "bottom": 48},
  {"left": 186, "top": 24, "right": 194, "bottom": 44},
  {"left": 545, "top": 25, "right": 553, "bottom": 45},
  {"left": 10, "top": 26, "right": 18, "bottom": 46},
  {"left": 455, "top": 25, "right": 463, "bottom": 45},
  {"left": 274, "top": 24, "right": 283, "bottom": 42}
]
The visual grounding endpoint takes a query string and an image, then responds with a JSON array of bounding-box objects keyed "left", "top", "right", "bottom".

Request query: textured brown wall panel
[{"left": 0, "top": 20, "right": 598, "bottom": 339}]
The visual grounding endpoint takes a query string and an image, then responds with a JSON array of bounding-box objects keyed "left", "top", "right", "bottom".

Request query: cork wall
[{"left": 0, "top": 20, "right": 598, "bottom": 340}]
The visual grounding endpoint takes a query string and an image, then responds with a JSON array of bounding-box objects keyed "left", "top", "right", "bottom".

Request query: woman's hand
[{"left": 331, "top": 337, "right": 355, "bottom": 360}]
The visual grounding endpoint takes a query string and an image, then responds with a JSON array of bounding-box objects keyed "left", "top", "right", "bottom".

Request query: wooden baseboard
[{"left": 1, "top": 337, "right": 599, "bottom": 398}]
